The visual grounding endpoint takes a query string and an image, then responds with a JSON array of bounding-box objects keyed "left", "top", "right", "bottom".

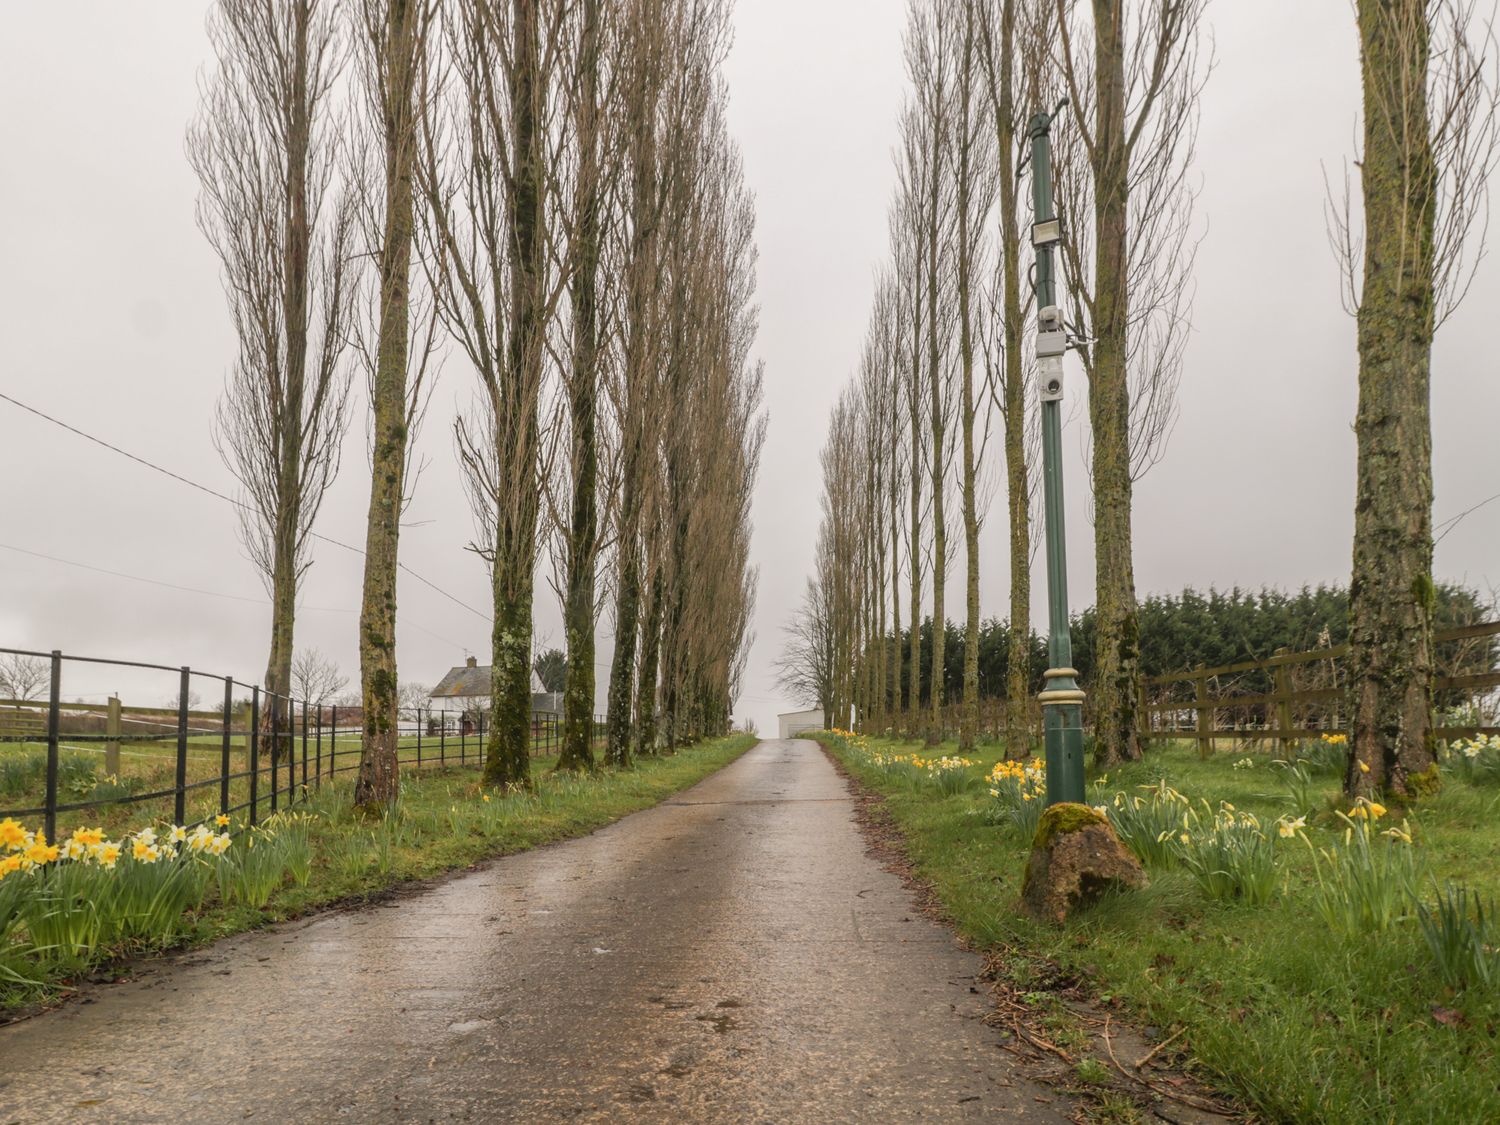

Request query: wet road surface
[{"left": 0, "top": 739, "right": 1072, "bottom": 1123}]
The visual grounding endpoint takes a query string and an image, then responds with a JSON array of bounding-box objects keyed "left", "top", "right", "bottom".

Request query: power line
[
  {"left": 0, "top": 540, "right": 472, "bottom": 654},
  {"left": 0, "top": 390, "right": 491, "bottom": 622}
]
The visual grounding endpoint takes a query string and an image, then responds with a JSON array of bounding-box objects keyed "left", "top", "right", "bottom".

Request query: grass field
[
  {"left": 0, "top": 723, "right": 584, "bottom": 841},
  {"left": 1, "top": 733, "right": 755, "bottom": 1015},
  {"left": 817, "top": 731, "right": 1500, "bottom": 1124}
]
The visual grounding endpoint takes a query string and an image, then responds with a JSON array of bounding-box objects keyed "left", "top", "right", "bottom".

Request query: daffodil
[
  {"left": 0, "top": 854, "right": 23, "bottom": 879},
  {"left": 1277, "top": 816, "right": 1306, "bottom": 839},
  {"left": 25, "top": 840, "right": 59, "bottom": 865},
  {"left": 1, "top": 818, "right": 30, "bottom": 850},
  {"left": 215, "top": 814, "right": 231, "bottom": 828},
  {"left": 1358, "top": 759, "right": 1370, "bottom": 774},
  {"left": 72, "top": 827, "right": 104, "bottom": 847},
  {"left": 97, "top": 842, "right": 122, "bottom": 869}
]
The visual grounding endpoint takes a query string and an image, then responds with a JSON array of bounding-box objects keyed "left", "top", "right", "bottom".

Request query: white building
[{"left": 777, "top": 707, "right": 825, "bottom": 739}]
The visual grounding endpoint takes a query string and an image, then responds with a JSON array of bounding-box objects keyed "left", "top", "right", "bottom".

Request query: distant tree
[
  {"left": 291, "top": 648, "right": 348, "bottom": 708},
  {"left": 396, "top": 681, "right": 430, "bottom": 714},
  {"left": 533, "top": 648, "right": 568, "bottom": 694},
  {"left": 166, "top": 687, "right": 204, "bottom": 712},
  {"left": 0, "top": 654, "right": 48, "bottom": 702},
  {"left": 775, "top": 577, "right": 836, "bottom": 726}
]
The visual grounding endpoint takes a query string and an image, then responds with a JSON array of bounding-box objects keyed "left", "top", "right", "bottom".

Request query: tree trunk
[
  {"left": 484, "top": 0, "right": 543, "bottom": 790},
  {"left": 1088, "top": 0, "right": 1142, "bottom": 767},
  {"left": 987, "top": 0, "right": 1032, "bottom": 758},
  {"left": 1346, "top": 0, "right": 1438, "bottom": 799},
  {"left": 355, "top": 0, "right": 419, "bottom": 811},
  {"left": 604, "top": 506, "right": 640, "bottom": 767},
  {"left": 956, "top": 10, "right": 980, "bottom": 753},
  {"left": 264, "top": 2, "right": 312, "bottom": 766},
  {"left": 926, "top": 164, "right": 947, "bottom": 748},
  {"left": 559, "top": 0, "right": 602, "bottom": 773},
  {"left": 636, "top": 554, "right": 664, "bottom": 757}
]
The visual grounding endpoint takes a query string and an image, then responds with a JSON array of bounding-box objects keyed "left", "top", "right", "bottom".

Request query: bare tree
[
  {"left": 1052, "top": 0, "right": 1209, "bottom": 766},
  {"left": 980, "top": 0, "right": 1048, "bottom": 755},
  {"left": 292, "top": 647, "right": 349, "bottom": 707},
  {"left": 1331, "top": 0, "right": 1500, "bottom": 798},
  {"left": 349, "top": 0, "right": 437, "bottom": 810},
  {"left": 189, "top": 0, "right": 355, "bottom": 752},
  {"left": 420, "top": 0, "right": 564, "bottom": 788},
  {"left": 0, "top": 654, "right": 48, "bottom": 702}
]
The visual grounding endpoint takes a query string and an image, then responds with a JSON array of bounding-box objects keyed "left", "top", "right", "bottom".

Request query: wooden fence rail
[{"left": 859, "top": 622, "right": 1500, "bottom": 756}]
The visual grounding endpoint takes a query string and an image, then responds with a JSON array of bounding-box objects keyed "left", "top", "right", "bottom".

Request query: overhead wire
[{"left": 0, "top": 390, "right": 491, "bottom": 623}]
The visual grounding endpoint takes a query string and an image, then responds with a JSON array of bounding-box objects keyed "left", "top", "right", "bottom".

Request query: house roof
[{"left": 431, "top": 662, "right": 546, "bottom": 698}]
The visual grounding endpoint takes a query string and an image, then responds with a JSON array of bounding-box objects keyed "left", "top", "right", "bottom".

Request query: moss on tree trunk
[
  {"left": 354, "top": 0, "right": 420, "bottom": 812},
  {"left": 1346, "top": 0, "right": 1438, "bottom": 799}
]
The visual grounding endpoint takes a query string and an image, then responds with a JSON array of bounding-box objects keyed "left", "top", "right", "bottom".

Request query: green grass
[
  {"left": 817, "top": 732, "right": 1500, "bottom": 1124},
  {"left": 0, "top": 727, "right": 576, "bottom": 840},
  {"left": 1, "top": 734, "right": 754, "bottom": 1015}
]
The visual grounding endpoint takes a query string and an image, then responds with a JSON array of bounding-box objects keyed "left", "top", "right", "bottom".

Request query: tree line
[
  {"left": 783, "top": 582, "right": 1494, "bottom": 728},
  {"left": 190, "top": 0, "right": 764, "bottom": 808},
  {"left": 789, "top": 0, "right": 1497, "bottom": 797}
]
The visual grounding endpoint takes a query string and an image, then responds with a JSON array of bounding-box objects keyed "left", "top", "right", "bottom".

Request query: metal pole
[
  {"left": 44, "top": 651, "right": 61, "bottom": 846},
  {"left": 221, "top": 676, "right": 233, "bottom": 816},
  {"left": 174, "top": 667, "right": 190, "bottom": 826},
  {"left": 269, "top": 690, "right": 280, "bottom": 813},
  {"left": 1029, "top": 105, "right": 1086, "bottom": 807},
  {"left": 249, "top": 686, "right": 261, "bottom": 826},
  {"left": 330, "top": 704, "right": 337, "bottom": 779},
  {"left": 315, "top": 704, "right": 323, "bottom": 789}
]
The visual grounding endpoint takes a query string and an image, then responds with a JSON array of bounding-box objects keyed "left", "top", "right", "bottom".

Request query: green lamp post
[{"left": 1028, "top": 103, "right": 1086, "bottom": 807}]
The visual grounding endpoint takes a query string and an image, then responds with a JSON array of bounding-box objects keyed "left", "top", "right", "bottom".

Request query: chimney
[{"left": 465, "top": 656, "right": 477, "bottom": 668}]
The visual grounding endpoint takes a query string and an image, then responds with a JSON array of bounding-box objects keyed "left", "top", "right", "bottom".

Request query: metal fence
[{"left": 0, "top": 647, "right": 605, "bottom": 843}]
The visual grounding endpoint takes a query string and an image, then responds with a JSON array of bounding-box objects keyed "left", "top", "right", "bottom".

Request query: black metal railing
[{"left": 0, "top": 647, "right": 608, "bottom": 842}]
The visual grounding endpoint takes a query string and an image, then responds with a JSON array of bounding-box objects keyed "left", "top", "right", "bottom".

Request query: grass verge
[
  {"left": 1, "top": 734, "right": 754, "bottom": 1019},
  {"left": 816, "top": 731, "right": 1500, "bottom": 1124}
]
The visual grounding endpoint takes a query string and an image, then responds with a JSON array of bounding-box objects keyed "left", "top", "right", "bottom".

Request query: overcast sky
[{"left": 1, "top": 2, "right": 1496, "bottom": 730}]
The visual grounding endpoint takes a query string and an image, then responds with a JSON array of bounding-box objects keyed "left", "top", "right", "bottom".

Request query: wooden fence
[
  {"left": 1139, "top": 620, "right": 1500, "bottom": 755},
  {"left": 863, "top": 622, "right": 1499, "bottom": 754}
]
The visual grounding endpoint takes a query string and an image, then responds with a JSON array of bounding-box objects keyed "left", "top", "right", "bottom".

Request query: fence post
[
  {"left": 1273, "top": 649, "right": 1294, "bottom": 758},
  {"left": 105, "top": 694, "right": 122, "bottom": 777},
  {"left": 301, "top": 699, "right": 309, "bottom": 797},
  {"left": 249, "top": 686, "right": 260, "bottom": 826},
  {"left": 1137, "top": 683, "right": 1149, "bottom": 744},
  {"left": 44, "top": 651, "right": 61, "bottom": 846},
  {"left": 174, "top": 667, "right": 190, "bottom": 826},
  {"left": 330, "top": 705, "right": 337, "bottom": 780},
  {"left": 417, "top": 708, "right": 423, "bottom": 769},
  {"left": 287, "top": 695, "right": 296, "bottom": 806},
  {"left": 440, "top": 710, "right": 446, "bottom": 767},
  {"left": 460, "top": 713, "right": 466, "bottom": 765},
  {"left": 269, "top": 691, "right": 279, "bottom": 813},
  {"left": 220, "top": 677, "right": 233, "bottom": 816},
  {"left": 315, "top": 705, "right": 323, "bottom": 789},
  {"left": 1194, "top": 666, "right": 1212, "bottom": 760}
]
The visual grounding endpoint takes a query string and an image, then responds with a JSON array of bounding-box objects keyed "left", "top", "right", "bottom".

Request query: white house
[
  {"left": 429, "top": 656, "right": 556, "bottom": 722},
  {"left": 777, "top": 707, "right": 825, "bottom": 739}
]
